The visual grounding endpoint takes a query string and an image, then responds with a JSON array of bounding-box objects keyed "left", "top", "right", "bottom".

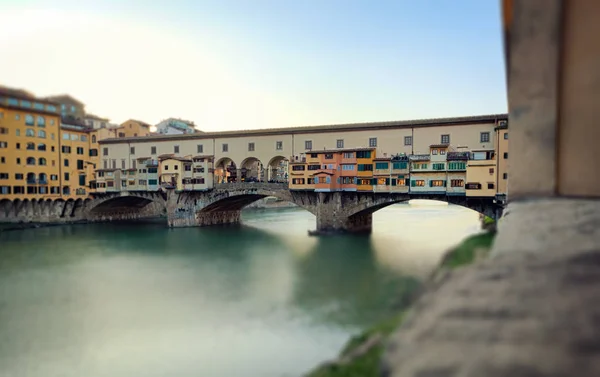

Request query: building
[
  {"left": 446, "top": 151, "right": 469, "bottom": 195},
  {"left": 60, "top": 120, "right": 94, "bottom": 197},
  {"left": 84, "top": 114, "right": 110, "bottom": 129},
  {"left": 43, "top": 94, "right": 86, "bottom": 121},
  {"left": 0, "top": 86, "right": 62, "bottom": 199},
  {"left": 154, "top": 118, "right": 199, "bottom": 135},
  {"left": 372, "top": 154, "right": 410, "bottom": 193},
  {"left": 495, "top": 120, "right": 509, "bottom": 202},
  {"left": 465, "top": 149, "right": 497, "bottom": 197},
  {"left": 114, "top": 119, "right": 152, "bottom": 138}
]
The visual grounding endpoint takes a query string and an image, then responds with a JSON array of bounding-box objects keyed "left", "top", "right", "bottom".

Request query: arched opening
[
  {"left": 38, "top": 130, "right": 46, "bottom": 138},
  {"left": 37, "top": 116, "right": 45, "bottom": 127},
  {"left": 92, "top": 135, "right": 97, "bottom": 143},
  {"left": 39, "top": 173, "right": 48, "bottom": 184},
  {"left": 267, "top": 156, "right": 289, "bottom": 183},
  {"left": 38, "top": 157, "right": 47, "bottom": 166},
  {"left": 26, "top": 142, "right": 35, "bottom": 150},
  {"left": 240, "top": 157, "right": 263, "bottom": 182},
  {"left": 37, "top": 143, "right": 46, "bottom": 151},
  {"left": 26, "top": 157, "right": 35, "bottom": 165},
  {"left": 214, "top": 158, "right": 237, "bottom": 183},
  {"left": 26, "top": 172, "right": 36, "bottom": 184},
  {"left": 90, "top": 196, "right": 154, "bottom": 213},
  {"left": 26, "top": 129, "right": 35, "bottom": 137}
]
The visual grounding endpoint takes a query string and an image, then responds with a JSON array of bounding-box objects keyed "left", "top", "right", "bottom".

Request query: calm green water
[{"left": 0, "top": 202, "right": 480, "bottom": 377}]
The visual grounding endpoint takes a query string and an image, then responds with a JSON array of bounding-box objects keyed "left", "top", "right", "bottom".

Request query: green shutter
[
  {"left": 391, "top": 178, "right": 397, "bottom": 186},
  {"left": 385, "top": 178, "right": 390, "bottom": 185},
  {"left": 411, "top": 180, "right": 415, "bottom": 187}
]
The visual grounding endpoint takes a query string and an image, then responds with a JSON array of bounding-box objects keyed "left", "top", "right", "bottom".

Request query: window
[
  {"left": 34, "top": 103, "right": 44, "bottom": 110},
  {"left": 64, "top": 159, "right": 69, "bottom": 167},
  {"left": 130, "top": 147, "right": 135, "bottom": 155},
  {"left": 441, "top": 134, "right": 450, "bottom": 144},
  {"left": 466, "top": 183, "right": 481, "bottom": 190},
  {"left": 70, "top": 134, "right": 78, "bottom": 141},
  {"left": 121, "top": 159, "right": 126, "bottom": 169},
  {"left": 480, "top": 132, "right": 490, "bottom": 142},
  {"left": 276, "top": 141, "right": 283, "bottom": 150},
  {"left": 81, "top": 135, "right": 87, "bottom": 142},
  {"left": 25, "top": 114, "right": 34, "bottom": 126},
  {"left": 0, "top": 127, "right": 7, "bottom": 134},
  {"left": 79, "top": 175, "right": 86, "bottom": 186},
  {"left": 336, "top": 139, "right": 344, "bottom": 148},
  {"left": 451, "top": 179, "right": 464, "bottom": 187},
  {"left": 0, "top": 142, "right": 7, "bottom": 148},
  {"left": 149, "top": 179, "right": 158, "bottom": 185},
  {"left": 197, "top": 144, "right": 203, "bottom": 153},
  {"left": 77, "top": 147, "right": 84, "bottom": 155},
  {"left": 307, "top": 164, "right": 319, "bottom": 171},
  {"left": 448, "top": 162, "right": 466, "bottom": 170},
  {"left": 61, "top": 146, "right": 71, "bottom": 154},
  {"left": 184, "top": 164, "right": 191, "bottom": 171},
  {"left": 432, "top": 163, "right": 445, "bottom": 170},
  {"left": 504, "top": 133, "right": 508, "bottom": 140},
  {"left": 292, "top": 178, "right": 305, "bottom": 185},
  {"left": 174, "top": 165, "right": 178, "bottom": 171},
  {"left": 51, "top": 175, "right": 58, "bottom": 181},
  {"left": 16, "top": 129, "right": 20, "bottom": 136},
  {"left": 16, "top": 158, "right": 20, "bottom": 164},
  {"left": 432, "top": 149, "right": 438, "bottom": 155},
  {"left": 305, "top": 140, "right": 312, "bottom": 150},
  {"left": 369, "top": 138, "right": 377, "bottom": 147},
  {"left": 132, "top": 160, "right": 137, "bottom": 169},
  {"left": 63, "top": 172, "right": 70, "bottom": 182},
  {"left": 341, "top": 164, "right": 354, "bottom": 171},
  {"left": 8, "top": 98, "right": 18, "bottom": 106},
  {"left": 503, "top": 152, "right": 508, "bottom": 159},
  {"left": 37, "top": 116, "right": 45, "bottom": 127},
  {"left": 222, "top": 143, "right": 228, "bottom": 152},
  {"left": 310, "top": 153, "right": 317, "bottom": 158},
  {"left": 430, "top": 180, "right": 446, "bottom": 187},
  {"left": 503, "top": 173, "right": 508, "bottom": 179},
  {"left": 102, "top": 147, "right": 108, "bottom": 156},
  {"left": 0, "top": 157, "right": 3, "bottom": 163},
  {"left": 324, "top": 153, "right": 334, "bottom": 159},
  {"left": 292, "top": 165, "right": 306, "bottom": 171},
  {"left": 38, "top": 143, "right": 46, "bottom": 151},
  {"left": 26, "top": 129, "right": 35, "bottom": 137},
  {"left": 440, "top": 149, "right": 446, "bottom": 155},
  {"left": 0, "top": 186, "right": 9, "bottom": 195},
  {"left": 50, "top": 133, "right": 54, "bottom": 140},
  {"left": 26, "top": 157, "right": 35, "bottom": 165},
  {"left": 375, "top": 162, "right": 389, "bottom": 170},
  {"left": 356, "top": 151, "right": 371, "bottom": 158},
  {"left": 489, "top": 168, "right": 494, "bottom": 174},
  {"left": 38, "top": 158, "right": 46, "bottom": 166},
  {"left": 411, "top": 180, "right": 426, "bottom": 187},
  {"left": 50, "top": 119, "right": 55, "bottom": 126},
  {"left": 357, "top": 164, "right": 373, "bottom": 171},
  {"left": 392, "top": 162, "right": 407, "bottom": 169},
  {"left": 16, "top": 143, "right": 20, "bottom": 149},
  {"left": 37, "top": 130, "right": 46, "bottom": 138},
  {"left": 151, "top": 146, "right": 157, "bottom": 155},
  {"left": 63, "top": 133, "right": 69, "bottom": 140},
  {"left": 248, "top": 142, "right": 255, "bottom": 152},
  {"left": 174, "top": 145, "right": 180, "bottom": 153},
  {"left": 77, "top": 160, "right": 84, "bottom": 170},
  {"left": 164, "top": 165, "right": 169, "bottom": 171},
  {"left": 488, "top": 183, "right": 495, "bottom": 189},
  {"left": 0, "top": 173, "right": 8, "bottom": 180},
  {"left": 92, "top": 135, "right": 97, "bottom": 143},
  {"left": 15, "top": 173, "right": 23, "bottom": 180}
]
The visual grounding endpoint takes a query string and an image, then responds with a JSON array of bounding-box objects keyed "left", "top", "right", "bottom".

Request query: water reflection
[{"left": 0, "top": 203, "right": 480, "bottom": 377}]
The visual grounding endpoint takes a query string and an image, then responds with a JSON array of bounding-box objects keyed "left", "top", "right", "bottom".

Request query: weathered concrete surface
[
  {"left": 493, "top": 199, "right": 600, "bottom": 256},
  {"left": 382, "top": 245, "right": 600, "bottom": 377}
]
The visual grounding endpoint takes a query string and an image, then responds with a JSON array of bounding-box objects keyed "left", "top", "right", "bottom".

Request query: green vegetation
[
  {"left": 440, "top": 231, "right": 495, "bottom": 269},
  {"left": 306, "top": 313, "right": 405, "bottom": 377}
]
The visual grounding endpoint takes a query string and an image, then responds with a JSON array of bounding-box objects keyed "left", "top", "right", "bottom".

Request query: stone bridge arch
[
  {"left": 166, "top": 183, "right": 318, "bottom": 227},
  {"left": 86, "top": 191, "right": 167, "bottom": 221}
]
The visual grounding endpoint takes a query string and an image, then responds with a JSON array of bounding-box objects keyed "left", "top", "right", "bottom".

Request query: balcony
[
  {"left": 447, "top": 152, "right": 470, "bottom": 161},
  {"left": 409, "top": 154, "right": 430, "bottom": 161}
]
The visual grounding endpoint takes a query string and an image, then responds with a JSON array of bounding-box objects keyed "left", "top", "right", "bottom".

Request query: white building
[
  {"left": 84, "top": 114, "right": 110, "bottom": 129},
  {"left": 154, "top": 118, "right": 200, "bottom": 135}
]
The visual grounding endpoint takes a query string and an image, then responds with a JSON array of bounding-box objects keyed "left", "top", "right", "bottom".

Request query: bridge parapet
[{"left": 214, "top": 182, "right": 289, "bottom": 191}]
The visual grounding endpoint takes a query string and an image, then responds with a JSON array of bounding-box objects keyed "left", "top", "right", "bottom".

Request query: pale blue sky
[{"left": 0, "top": 0, "right": 507, "bottom": 130}]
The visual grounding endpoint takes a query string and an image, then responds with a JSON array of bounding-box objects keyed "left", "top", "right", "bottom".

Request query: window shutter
[
  {"left": 443, "top": 180, "right": 447, "bottom": 187},
  {"left": 411, "top": 180, "right": 415, "bottom": 187},
  {"left": 391, "top": 179, "right": 397, "bottom": 186},
  {"left": 429, "top": 180, "right": 432, "bottom": 187},
  {"left": 385, "top": 178, "right": 390, "bottom": 185}
]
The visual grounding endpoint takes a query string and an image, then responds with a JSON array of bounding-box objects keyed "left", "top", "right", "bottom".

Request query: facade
[
  {"left": 495, "top": 120, "right": 509, "bottom": 200},
  {"left": 465, "top": 149, "right": 497, "bottom": 197},
  {"left": 115, "top": 119, "right": 152, "bottom": 138},
  {"left": 60, "top": 121, "right": 93, "bottom": 198},
  {"left": 154, "top": 118, "right": 199, "bottom": 135},
  {"left": 84, "top": 114, "right": 110, "bottom": 129},
  {"left": 0, "top": 87, "right": 62, "bottom": 200}
]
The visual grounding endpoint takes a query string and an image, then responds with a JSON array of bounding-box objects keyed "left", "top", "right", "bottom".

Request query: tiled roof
[{"left": 100, "top": 113, "right": 508, "bottom": 144}]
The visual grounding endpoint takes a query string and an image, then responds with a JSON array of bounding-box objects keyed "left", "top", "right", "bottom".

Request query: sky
[{"left": 0, "top": 0, "right": 507, "bottom": 131}]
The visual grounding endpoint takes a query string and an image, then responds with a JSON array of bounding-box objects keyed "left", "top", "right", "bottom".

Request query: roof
[
  {"left": 99, "top": 113, "right": 508, "bottom": 144},
  {"left": 136, "top": 156, "right": 151, "bottom": 160},
  {"left": 192, "top": 155, "right": 213, "bottom": 159},
  {"left": 0, "top": 85, "right": 60, "bottom": 107},
  {"left": 373, "top": 157, "right": 391, "bottom": 161},
  {"left": 121, "top": 119, "right": 152, "bottom": 128},
  {"left": 85, "top": 113, "right": 109, "bottom": 121},
  {"left": 309, "top": 147, "right": 375, "bottom": 154},
  {"left": 43, "top": 94, "right": 85, "bottom": 106},
  {"left": 311, "top": 171, "right": 335, "bottom": 176},
  {"left": 160, "top": 156, "right": 192, "bottom": 162},
  {"left": 429, "top": 144, "right": 450, "bottom": 148},
  {"left": 96, "top": 168, "right": 118, "bottom": 172}
]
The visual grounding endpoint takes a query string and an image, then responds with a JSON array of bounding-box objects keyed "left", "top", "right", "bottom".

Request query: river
[{"left": 0, "top": 201, "right": 481, "bottom": 377}]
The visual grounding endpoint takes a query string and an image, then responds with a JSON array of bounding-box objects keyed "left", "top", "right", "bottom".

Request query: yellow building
[
  {"left": 495, "top": 120, "right": 509, "bottom": 200},
  {"left": 159, "top": 156, "right": 192, "bottom": 190},
  {"left": 465, "top": 150, "right": 497, "bottom": 197},
  {"left": 115, "top": 119, "right": 152, "bottom": 138},
  {"left": 60, "top": 121, "right": 94, "bottom": 198},
  {"left": 0, "top": 86, "right": 62, "bottom": 200},
  {"left": 356, "top": 149, "right": 375, "bottom": 191}
]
